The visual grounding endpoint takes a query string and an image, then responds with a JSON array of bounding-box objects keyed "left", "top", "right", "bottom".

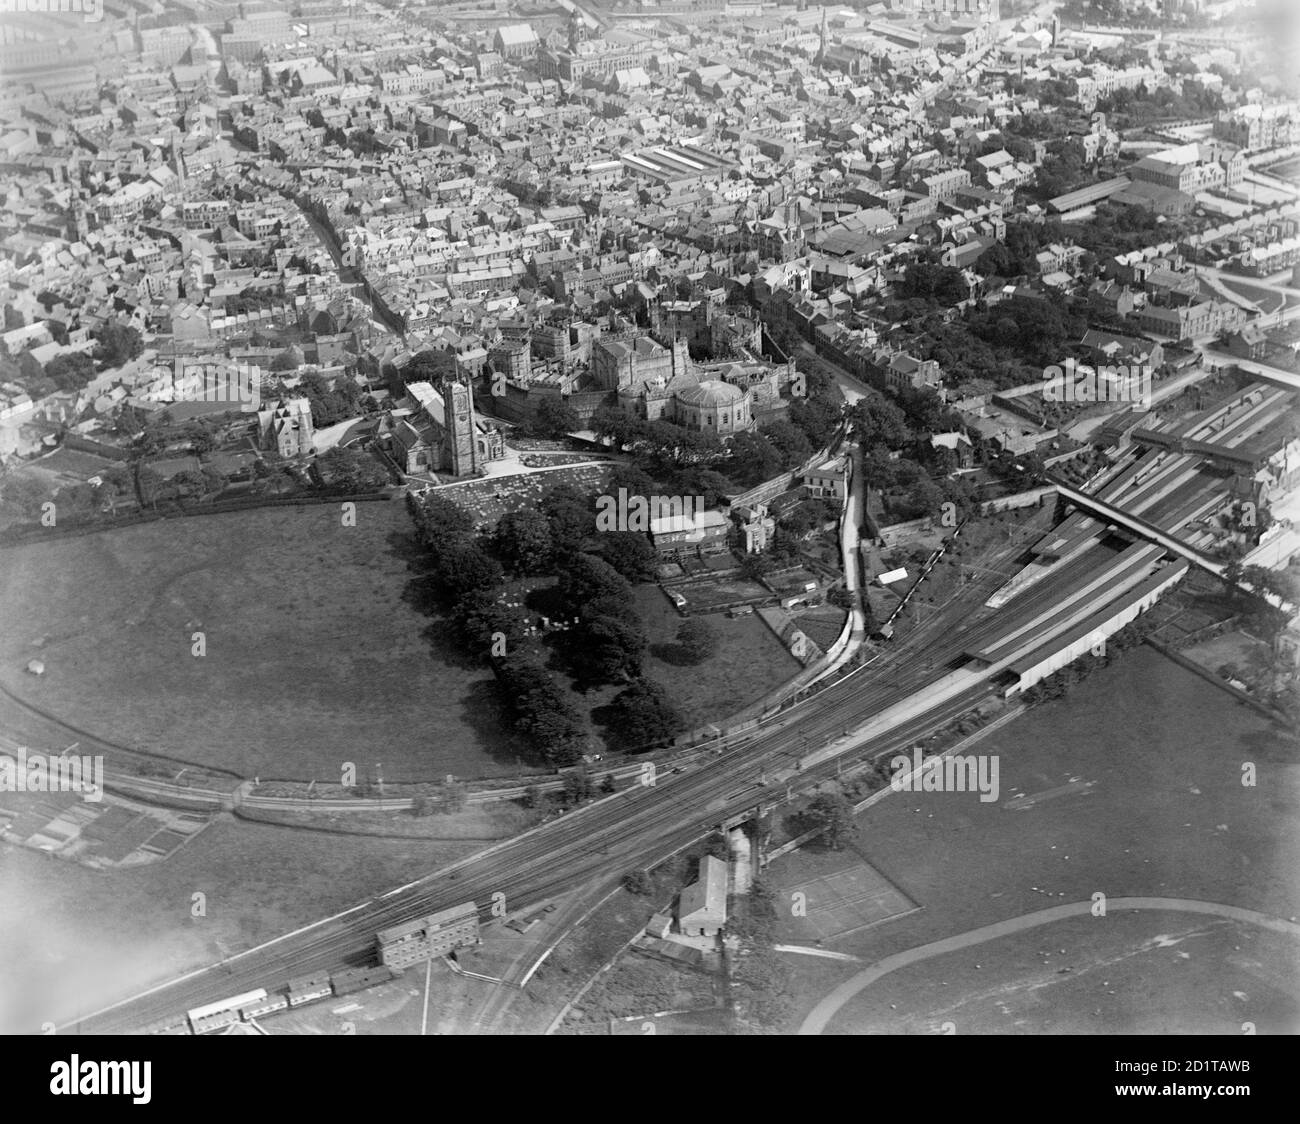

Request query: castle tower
[
  {"left": 446, "top": 379, "right": 478, "bottom": 477},
  {"left": 670, "top": 337, "right": 690, "bottom": 383}
]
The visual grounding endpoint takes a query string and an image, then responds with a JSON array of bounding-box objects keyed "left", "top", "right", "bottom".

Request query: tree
[
  {"left": 563, "top": 768, "right": 593, "bottom": 805},
  {"left": 900, "top": 262, "right": 970, "bottom": 307},
  {"left": 729, "top": 877, "right": 778, "bottom": 943},
  {"left": 0, "top": 475, "right": 51, "bottom": 520},
  {"left": 599, "top": 773, "right": 617, "bottom": 795},
  {"left": 557, "top": 551, "right": 631, "bottom": 613},
  {"left": 521, "top": 784, "right": 543, "bottom": 809},
  {"left": 93, "top": 320, "right": 143, "bottom": 368},
  {"left": 608, "top": 461, "right": 658, "bottom": 499},
  {"left": 454, "top": 589, "right": 523, "bottom": 657},
  {"left": 891, "top": 476, "right": 944, "bottom": 521},
  {"left": 730, "top": 430, "right": 783, "bottom": 486},
  {"left": 569, "top": 612, "right": 647, "bottom": 684},
  {"left": 732, "top": 946, "right": 795, "bottom": 1027},
  {"left": 44, "top": 351, "right": 95, "bottom": 391},
  {"left": 411, "top": 491, "right": 474, "bottom": 544},
  {"left": 402, "top": 348, "right": 457, "bottom": 387},
  {"left": 802, "top": 791, "right": 855, "bottom": 850},
  {"left": 622, "top": 869, "right": 653, "bottom": 895},
  {"left": 788, "top": 394, "right": 842, "bottom": 448},
  {"left": 592, "top": 405, "right": 648, "bottom": 449},
  {"left": 675, "top": 618, "right": 719, "bottom": 664},
  {"left": 739, "top": 551, "right": 774, "bottom": 581},
  {"left": 533, "top": 396, "right": 579, "bottom": 437},
  {"left": 849, "top": 397, "right": 911, "bottom": 451},
  {"left": 1220, "top": 550, "right": 1245, "bottom": 600},
  {"left": 593, "top": 530, "right": 658, "bottom": 583},
  {"left": 604, "top": 678, "right": 685, "bottom": 750},
  {"left": 185, "top": 421, "right": 215, "bottom": 455},
  {"left": 170, "top": 470, "right": 208, "bottom": 501},
  {"left": 316, "top": 447, "right": 388, "bottom": 493},
  {"left": 541, "top": 484, "right": 594, "bottom": 552},
  {"left": 759, "top": 419, "right": 813, "bottom": 469},
  {"left": 975, "top": 241, "right": 1019, "bottom": 278},
  {"left": 493, "top": 509, "right": 553, "bottom": 575},
  {"left": 435, "top": 539, "right": 504, "bottom": 601},
  {"left": 498, "top": 657, "right": 587, "bottom": 766}
]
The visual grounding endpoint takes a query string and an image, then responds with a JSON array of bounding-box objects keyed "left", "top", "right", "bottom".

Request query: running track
[{"left": 798, "top": 898, "right": 1300, "bottom": 1034}]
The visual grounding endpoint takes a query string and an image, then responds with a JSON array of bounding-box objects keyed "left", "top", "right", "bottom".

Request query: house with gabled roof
[{"left": 677, "top": 855, "right": 728, "bottom": 938}]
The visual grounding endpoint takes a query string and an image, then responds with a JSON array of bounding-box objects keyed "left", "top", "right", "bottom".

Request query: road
[
  {"left": 55, "top": 511, "right": 1138, "bottom": 1033},
  {"left": 799, "top": 898, "right": 1300, "bottom": 1035}
]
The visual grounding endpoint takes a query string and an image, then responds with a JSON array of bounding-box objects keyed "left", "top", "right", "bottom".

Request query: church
[{"left": 378, "top": 378, "right": 504, "bottom": 478}]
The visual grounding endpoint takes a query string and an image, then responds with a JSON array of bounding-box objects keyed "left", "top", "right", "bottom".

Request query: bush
[{"left": 622, "top": 869, "right": 653, "bottom": 895}]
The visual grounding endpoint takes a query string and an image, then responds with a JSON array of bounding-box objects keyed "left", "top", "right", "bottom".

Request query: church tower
[
  {"left": 445, "top": 378, "right": 478, "bottom": 478},
  {"left": 568, "top": 12, "right": 587, "bottom": 54},
  {"left": 67, "top": 179, "right": 88, "bottom": 243}
]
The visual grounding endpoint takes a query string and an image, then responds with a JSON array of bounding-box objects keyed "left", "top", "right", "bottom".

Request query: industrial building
[{"left": 377, "top": 901, "right": 480, "bottom": 970}]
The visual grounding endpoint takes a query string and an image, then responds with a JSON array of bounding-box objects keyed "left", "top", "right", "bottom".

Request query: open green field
[
  {"left": 0, "top": 501, "right": 526, "bottom": 782},
  {"left": 0, "top": 501, "right": 806, "bottom": 780},
  {"left": 631, "top": 585, "right": 801, "bottom": 730},
  {"left": 771, "top": 644, "right": 1300, "bottom": 1034}
]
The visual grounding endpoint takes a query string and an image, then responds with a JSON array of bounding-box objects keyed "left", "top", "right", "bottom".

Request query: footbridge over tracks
[
  {"left": 1047, "top": 476, "right": 1225, "bottom": 580},
  {"left": 1049, "top": 477, "right": 1292, "bottom": 611}
]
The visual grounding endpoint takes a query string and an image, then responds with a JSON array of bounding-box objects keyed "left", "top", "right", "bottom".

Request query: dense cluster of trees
[
  {"left": 847, "top": 390, "right": 979, "bottom": 523},
  {"left": 796, "top": 791, "right": 856, "bottom": 851},
  {"left": 44, "top": 351, "right": 96, "bottom": 392},
  {"left": 0, "top": 472, "right": 126, "bottom": 525},
  {"left": 557, "top": 551, "right": 649, "bottom": 686},
  {"left": 497, "top": 657, "right": 587, "bottom": 767},
  {"left": 601, "top": 677, "right": 686, "bottom": 751},
  {"left": 405, "top": 479, "right": 693, "bottom": 762},
  {"left": 1097, "top": 80, "right": 1225, "bottom": 126},
  {"left": 315, "top": 446, "right": 390, "bottom": 493},
  {"left": 291, "top": 371, "right": 368, "bottom": 427},
  {"left": 92, "top": 320, "right": 143, "bottom": 370},
  {"left": 898, "top": 262, "right": 972, "bottom": 307}
]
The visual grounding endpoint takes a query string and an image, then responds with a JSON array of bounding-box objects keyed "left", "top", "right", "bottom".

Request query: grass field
[
  {"left": 772, "top": 644, "right": 1300, "bottom": 1034},
  {"left": 0, "top": 500, "right": 805, "bottom": 779},
  {"left": 631, "top": 584, "right": 800, "bottom": 730},
  {"left": 0, "top": 501, "right": 527, "bottom": 782}
]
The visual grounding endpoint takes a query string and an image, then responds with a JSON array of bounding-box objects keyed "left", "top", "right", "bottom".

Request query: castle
[{"left": 483, "top": 305, "right": 791, "bottom": 435}]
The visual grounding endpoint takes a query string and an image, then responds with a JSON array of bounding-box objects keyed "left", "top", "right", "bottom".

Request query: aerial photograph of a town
[{"left": 0, "top": 0, "right": 1296, "bottom": 1066}]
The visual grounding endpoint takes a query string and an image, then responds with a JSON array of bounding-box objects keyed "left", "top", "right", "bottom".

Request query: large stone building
[
  {"left": 538, "top": 16, "right": 652, "bottom": 82},
  {"left": 484, "top": 319, "right": 787, "bottom": 435},
  {"left": 1130, "top": 142, "right": 1245, "bottom": 195},
  {"left": 1213, "top": 103, "right": 1296, "bottom": 152},
  {"left": 493, "top": 24, "right": 539, "bottom": 61},
  {"left": 377, "top": 902, "right": 479, "bottom": 971},
  {"left": 257, "top": 397, "right": 315, "bottom": 457},
  {"left": 380, "top": 379, "right": 502, "bottom": 478}
]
